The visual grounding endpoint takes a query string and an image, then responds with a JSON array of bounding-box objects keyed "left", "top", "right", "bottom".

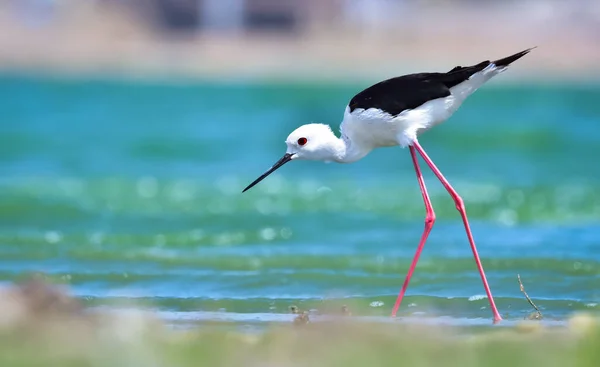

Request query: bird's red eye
[{"left": 297, "top": 137, "right": 307, "bottom": 146}]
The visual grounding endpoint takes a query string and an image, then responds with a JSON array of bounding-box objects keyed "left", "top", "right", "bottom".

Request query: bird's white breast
[{"left": 341, "top": 95, "right": 457, "bottom": 149}]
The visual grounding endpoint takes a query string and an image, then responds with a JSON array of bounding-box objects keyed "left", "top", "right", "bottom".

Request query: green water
[{"left": 0, "top": 75, "right": 598, "bottom": 324}]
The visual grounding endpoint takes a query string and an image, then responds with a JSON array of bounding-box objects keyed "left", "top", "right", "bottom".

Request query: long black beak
[{"left": 242, "top": 153, "right": 294, "bottom": 193}]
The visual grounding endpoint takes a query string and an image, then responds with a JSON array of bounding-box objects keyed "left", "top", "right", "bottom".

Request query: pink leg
[
  {"left": 412, "top": 140, "right": 502, "bottom": 323},
  {"left": 391, "top": 146, "right": 436, "bottom": 317}
]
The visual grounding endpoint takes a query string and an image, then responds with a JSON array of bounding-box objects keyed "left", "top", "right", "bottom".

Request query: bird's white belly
[
  {"left": 343, "top": 113, "right": 402, "bottom": 147},
  {"left": 342, "top": 95, "right": 459, "bottom": 148}
]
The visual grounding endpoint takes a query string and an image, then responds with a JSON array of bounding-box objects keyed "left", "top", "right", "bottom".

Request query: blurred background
[
  {"left": 0, "top": 0, "right": 598, "bottom": 327},
  {"left": 1, "top": 0, "right": 599, "bottom": 80}
]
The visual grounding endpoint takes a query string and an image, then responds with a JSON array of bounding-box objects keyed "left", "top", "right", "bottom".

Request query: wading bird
[{"left": 242, "top": 48, "right": 535, "bottom": 323}]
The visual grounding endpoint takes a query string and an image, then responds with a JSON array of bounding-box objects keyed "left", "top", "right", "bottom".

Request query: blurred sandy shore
[
  {"left": 0, "top": 2, "right": 599, "bottom": 83},
  {"left": 0, "top": 276, "right": 599, "bottom": 367}
]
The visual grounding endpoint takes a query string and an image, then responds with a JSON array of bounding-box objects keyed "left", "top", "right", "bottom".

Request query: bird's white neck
[{"left": 329, "top": 132, "right": 372, "bottom": 163}]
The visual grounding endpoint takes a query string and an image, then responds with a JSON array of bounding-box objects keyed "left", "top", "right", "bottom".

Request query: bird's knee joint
[
  {"left": 425, "top": 213, "right": 436, "bottom": 225},
  {"left": 454, "top": 196, "right": 465, "bottom": 212}
]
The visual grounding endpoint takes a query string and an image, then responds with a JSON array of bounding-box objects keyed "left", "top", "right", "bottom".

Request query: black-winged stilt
[{"left": 242, "top": 48, "right": 535, "bottom": 323}]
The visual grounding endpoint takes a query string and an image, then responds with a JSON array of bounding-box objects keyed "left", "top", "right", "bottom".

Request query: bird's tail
[
  {"left": 450, "top": 47, "right": 535, "bottom": 101},
  {"left": 477, "top": 47, "right": 535, "bottom": 79},
  {"left": 493, "top": 47, "right": 536, "bottom": 68}
]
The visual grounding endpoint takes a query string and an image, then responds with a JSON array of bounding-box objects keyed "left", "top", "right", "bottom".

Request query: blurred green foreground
[{"left": 0, "top": 278, "right": 598, "bottom": 367}]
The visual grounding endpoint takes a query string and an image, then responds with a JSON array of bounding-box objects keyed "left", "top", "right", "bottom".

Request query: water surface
[{"left": 0, "top": 75, "right": 598, "bottom": 326}]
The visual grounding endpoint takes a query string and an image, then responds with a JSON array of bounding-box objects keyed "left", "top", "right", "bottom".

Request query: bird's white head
[
  {"left": 285, "top": 123, "right": 342, "bottom": 161},
  {"left": 242, "top": 123, "right": 342, "bottom": 193}
]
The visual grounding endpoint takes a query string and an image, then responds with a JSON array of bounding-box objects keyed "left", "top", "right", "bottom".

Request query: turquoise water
[{"left": 0, "top": 75, "right": 599, "bottom": 326}]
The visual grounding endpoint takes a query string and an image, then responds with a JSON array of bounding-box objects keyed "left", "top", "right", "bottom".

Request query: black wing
[{"left": 348, "top": 48, "right": 533, "bottom": 117}]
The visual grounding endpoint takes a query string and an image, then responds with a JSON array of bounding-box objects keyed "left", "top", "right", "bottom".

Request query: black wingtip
[{"left": 494, "top": 47, "right": 536, "bottom": 67}]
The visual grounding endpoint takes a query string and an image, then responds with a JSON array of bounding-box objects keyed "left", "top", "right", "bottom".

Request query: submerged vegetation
[{"left": 0, "top": 277, "right": 598, "bottom": 367}]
